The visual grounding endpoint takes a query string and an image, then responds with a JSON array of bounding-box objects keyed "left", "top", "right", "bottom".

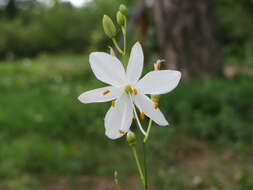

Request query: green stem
[
  {"left": 112, "top": 38, "right": 124, "bottom": 55},
  {"left": 142, "top": 119, "right": 153, "bottom": 190},
  {"left": 143, "top": 142, "right": 148, "bottom": 190},
  {"left": 122, "top": 27, "right": 126, "bottom": 54},
  {"left": 143, "top": 120, "right": 152, "bottom": 190},
  {"left": 121, "top": 19, "right": 127, "bottom": 66},
  {"left": 143, "top": 119, "right": 153, "bottom": 143},
  {"left": 122, "top": 17, "right": 127, "bottom": 55},
  {"left": 131, "top": 145, "right": 145, "bottom": 187}
]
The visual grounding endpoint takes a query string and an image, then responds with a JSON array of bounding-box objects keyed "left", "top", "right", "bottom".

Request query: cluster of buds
[
  {"left": 117, "top": 4, "right": 127, "bottom": 26},
  {"left": 102, "top": 4, "right": 128, "bottom": 39}
]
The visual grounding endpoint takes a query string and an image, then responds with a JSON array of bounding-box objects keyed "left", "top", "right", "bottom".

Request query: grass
[{"left": 0, "top": 54, "right": 252, "bottom": 189}]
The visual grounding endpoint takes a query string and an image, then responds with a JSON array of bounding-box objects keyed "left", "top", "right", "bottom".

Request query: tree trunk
[
  {"left": 154, "top": 0, "right": 223, "bottom": 78},
  {"left": 6, "top": 0, "right": 17, "bottom": 18}
]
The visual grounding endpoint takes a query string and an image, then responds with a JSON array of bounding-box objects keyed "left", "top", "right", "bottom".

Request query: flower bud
[
  {"left": 119, "top": 4, "right": 128, "bottom": 15},
  {"left": 127, "top": 130, "right": 136, "bottom": 146},
  {"left": 116, "top": 11, "right": 125, "bottom": 26},
  {"left": 102, "top": 15, "right": 116, "bottom": 38}
]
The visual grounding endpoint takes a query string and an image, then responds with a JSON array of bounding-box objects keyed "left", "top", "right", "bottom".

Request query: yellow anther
[
  {"left": 133, "top": 88, "right": 138, "bottom": 95},
  {"left": 140, "top": 112, "right": 145, "bottom": 120},
  {"left": 112, "top": 100, "right": 116, "bottom": 107},
  {"left": 119, "top": 130, "right": 125, "bottom": 134},
  {"left": 153, "top": 101, "right": 159, "bottom": 109},
  {"left": 154, "top": 59, "right": 165, "bottom": 71},
  {"left": 154, "top": 62, "right": 161, "bottom": 71},
  {"left": 124, "top": 85, "right": 133, "bottom": 94},
  {"left": 102, "top": 89, "right": 110, "bottom": 95}
]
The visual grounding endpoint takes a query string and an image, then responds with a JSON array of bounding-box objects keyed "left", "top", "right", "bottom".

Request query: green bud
[
  {"left": 102, "top": 15, "right": 116, "bottom": 38},
  {"left": 116, "top": 11, "right": 125, "bottom": 26},
  {"left": 119, "top": 4, "right": 128, "bottom": 15},
  {"left": 127, "top": 131, "right": 136, "bottom": 146}
]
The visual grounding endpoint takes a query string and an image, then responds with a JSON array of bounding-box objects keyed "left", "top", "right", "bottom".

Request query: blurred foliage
[
  {"left": 215, "top": 0, "right": 253, "bottom": 65},
  {"left": 162, "top": 76, "right": 253, "bottom": 148},
  {"left": 0, "top": 0, "right": 253, "bottom": 64},
  {"left": 0, "top": 0, "right": 133, "bottom": 59}
]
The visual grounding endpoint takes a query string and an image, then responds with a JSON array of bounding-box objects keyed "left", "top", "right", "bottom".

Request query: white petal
[
  {"left": 136, "top": 70, "right": 181, "bottom": 95},
  {"left": 90, "top": 52, "right": 126, "bottom": 86},
  {"left": 105, "top": 93, "right": 133, "bottom": 139},
  {"left": 126, "top": 42, "right": 144, "bottom": 84},
  {"left": 134, "top": 94, "right": 168, "bottom": 126},
  {"left": 78, "top": 86, "right": 122, "bottom": 103}
]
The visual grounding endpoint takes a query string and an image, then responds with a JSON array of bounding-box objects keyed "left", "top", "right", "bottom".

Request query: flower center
[
  {"left": 124, "top": 85, "right": 138, "bottom": 95},
  {"left": 124, "top": 85, "right": 133, "bottom": 94}
]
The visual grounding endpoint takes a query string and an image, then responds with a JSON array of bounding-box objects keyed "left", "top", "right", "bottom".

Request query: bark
[{"left": 154, "top": 0, "right": 223, "bottom": 78}]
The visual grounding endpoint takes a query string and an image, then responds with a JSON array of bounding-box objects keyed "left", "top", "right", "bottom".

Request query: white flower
[{"left": 78, "top": 42, "right": 181, "bottom": 139}]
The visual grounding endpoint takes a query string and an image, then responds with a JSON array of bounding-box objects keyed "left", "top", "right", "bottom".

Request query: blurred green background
[{"left": 0, "top": 0, "right": 253, "bottom": 189}]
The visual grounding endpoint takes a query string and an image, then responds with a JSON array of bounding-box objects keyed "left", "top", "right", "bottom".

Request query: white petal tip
[
  {"left": 159, "top": 120, "right": 169, "bottom": 126},
  {"left": 105, "top": 131, "right": 123, "bottom": 140},
  {"left": 89, "top": 52, "right": 98, "bottom": 57},
  {"left": 133, "top": 42, "right": 142, "bottom": 50},
  {"left": 77, "top": 95, "right": 86, "bottom": 103}
]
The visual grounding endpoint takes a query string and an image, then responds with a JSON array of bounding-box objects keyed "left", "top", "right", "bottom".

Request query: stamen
[
  {"left": 140, "top": 112, "right": 145, "bottom": 120},
  {"left": 154, "top": 59, "right": 165, "bottom": 71},
  {"left": 111, "top": 100, "right": 116, "bottom": 107},
  {"left": 133, "top": 88, "right": 138, "bottom": 95},
  {"left": 153, "top": 101, "right": 159, "bottom": 109},
  {"left": 102, "top": 89, "right": 110, "bottom": 95},
  {"left": 154, "top": 62, "right": 161, "bottom": 70},
  {"left": 129, "top": 94, "right": 147, "bottom": 136},
  {"left": 119, "top": 130, "right": 125, "bottom": 134}
]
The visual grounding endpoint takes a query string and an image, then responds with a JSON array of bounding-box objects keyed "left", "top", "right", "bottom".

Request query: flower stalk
[
  {"left": 112, "top": 38, "right": 124, "bottom": 55},
  {"left": 131, "top": 144, "right": 146, "bottom": 186},
  {"left": 143, "top": 141, "right": 148, "bottom": 190}
]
